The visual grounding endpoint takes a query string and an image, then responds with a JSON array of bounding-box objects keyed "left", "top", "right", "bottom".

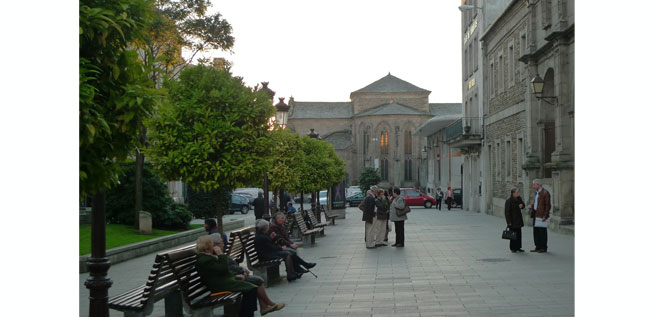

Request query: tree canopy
[
  {"left": 79, "top": 0, "right": 162, "bottom": 197},
  {"left": 146, "top": 64, "right": 275, "bottom": 229},
  {"left": 358, "top": 167, "right": 381, "bottom": 193},
  {"left": 295, "top": 136, "right": 346, "bottom": 195},
  {"left": 266, "top": 128, "right": 305, "bottom": 193}
]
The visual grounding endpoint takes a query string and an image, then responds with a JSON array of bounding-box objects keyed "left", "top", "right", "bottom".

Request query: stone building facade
[
  {"left": 287, "top": 74, "right": 460, "bottom": 189},
  {"left": 480, "top": 0, "right": 574, "bottom": 230},
  {"left": 454, "top": 0, "right": 513, "bottom": 213}
]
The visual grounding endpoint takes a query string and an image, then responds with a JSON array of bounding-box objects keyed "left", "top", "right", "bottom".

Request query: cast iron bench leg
[{"left": 164, "top": 289, "right": 183, "bottom": 317}]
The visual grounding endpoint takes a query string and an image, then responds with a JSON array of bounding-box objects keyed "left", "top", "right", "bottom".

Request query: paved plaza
[{"left": 79, "top": 207, "right": 574, "bottom": 316}]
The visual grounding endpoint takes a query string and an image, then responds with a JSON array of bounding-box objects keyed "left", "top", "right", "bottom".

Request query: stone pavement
[{"left": 79, "top": 207, "right": 574, "bottom": 316}]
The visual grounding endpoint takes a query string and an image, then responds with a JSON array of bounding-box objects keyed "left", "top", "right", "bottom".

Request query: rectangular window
[
  {"left": 518, "top": 137, "right": 524, "bottom": 177},
  {"left": 506, "top": 140, "right": 511, "bottom": 178},
  {"left": 474, "top": 37, "right": 478, "bottom": 71},
  {"left": 499, "top": 54, "right": 504, "bottom": 92},
  {"left": 509, "top": 45, "right": 514, "bottom": 86},
  {"left": 496, "top": 142, "right": 501, "bottom": 177},
  {"left": 490, "top": 62, "right": 495, "bottom": 96}
]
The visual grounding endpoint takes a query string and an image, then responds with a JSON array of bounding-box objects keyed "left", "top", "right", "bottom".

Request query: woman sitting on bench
[
  {"left": 254, "top": 219, "right": 309, "bottom": 282},
  {"left": 195, "top": 235, "right": 284, "bottom": 316}
]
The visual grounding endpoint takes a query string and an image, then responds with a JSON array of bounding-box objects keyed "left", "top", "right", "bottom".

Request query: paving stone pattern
[{"left": 79, "top": 207, "right": 574, "bottom": 316}]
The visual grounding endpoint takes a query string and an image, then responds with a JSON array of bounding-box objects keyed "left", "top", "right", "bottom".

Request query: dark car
[
  {"left": 399, "top": 188, "right": 437, "bottom": 208},
  {"left": 346, "top": 192, "right": 365, "bottom": 207},
  {"left": 451, "top": 188, "right": 462, "bottom": 208},
  {"left": 227, "top": 194, "right": 250, "bottom": 214}
]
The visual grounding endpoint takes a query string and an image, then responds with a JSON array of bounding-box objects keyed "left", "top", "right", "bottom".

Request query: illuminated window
[{"left": 380, "top": 131, "right": 389, "bottom": 154}]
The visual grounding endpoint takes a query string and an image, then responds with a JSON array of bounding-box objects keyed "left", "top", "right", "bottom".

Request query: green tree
[
  {"left": 133, "top": 0, "right": 235, "bottom": 226},
  {"left": 267, "top": 128, "right": 305, "bottom": 209},
  {"left": 295, "top": 137, "right": 346, "bottom": 205},
  {"left": 146, "top": 65, "right": 275, "bottom": 231},
  {"left": 358, "top": 167, "right": 381, "bottom": 193},
  {"left": 79, "top": 0, "right": 160, "bottom": 314}
]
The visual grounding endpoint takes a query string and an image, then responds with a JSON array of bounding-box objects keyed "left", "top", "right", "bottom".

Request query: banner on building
[{"left": 331, "top": 179, "right": 346, "bottom": 210}]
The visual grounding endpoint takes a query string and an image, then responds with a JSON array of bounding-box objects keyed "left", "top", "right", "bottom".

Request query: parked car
[
  {"left": 399, "top": 188, "right": 437, "bottom": 208},
  {"left": 227, "top": 194, "right": 250, "bottom": 214},
  {"left": 346, "top": 186, "right": 362, "bottom": 197},
  {"left": 233, "top": 188, "right": 260, "bottom": 205},
  {"left": 450, "top": 188, "right": 462, "bottom": 208},
  {"left": 346, "top": 192, "right": 365, "bottom": 207}
]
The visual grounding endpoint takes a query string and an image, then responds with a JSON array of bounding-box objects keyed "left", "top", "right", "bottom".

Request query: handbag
[
  {"left": 502, "top": 227, "right": 517, "bottom": 240},
  {"left": 396, "top": 205, "right": 411, "bottom": 217}
]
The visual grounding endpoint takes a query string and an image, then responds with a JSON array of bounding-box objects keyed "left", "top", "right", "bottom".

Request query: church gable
[
  {"left": 352, "top": 73, "right": 430, "bottom": 94},
  {"left": 354, "top": 102, "right": 428, "bottom": 117}
]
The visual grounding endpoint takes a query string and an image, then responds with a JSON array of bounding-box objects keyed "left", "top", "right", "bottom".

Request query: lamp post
[
  {"left": 308, "top": 129, "right": 321, "bottom": 217},
  {"left": 260, "top": 82, "right": 275, "bottom": 219},
  {"left": 274, "top": 97, "right": 289, "bottom": 129},
  {"left": 530, "top": 74, "right": 558, "bottom": 105}
]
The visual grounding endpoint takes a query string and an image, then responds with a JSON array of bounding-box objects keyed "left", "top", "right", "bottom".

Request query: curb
[{"left": 79, "top": 218, "right": 245, "bottom": 273}]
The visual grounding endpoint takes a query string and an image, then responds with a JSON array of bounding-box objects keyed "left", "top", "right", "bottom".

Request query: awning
[{"left": 414, "top": 114, "right": 461, "bottom": 137}]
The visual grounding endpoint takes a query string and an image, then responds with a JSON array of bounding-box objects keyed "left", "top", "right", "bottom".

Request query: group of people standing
[
  {"left": 434, "top": 187, "right": 456, "bottom": 210},
  {"left": 504, "top": 179, "right": 551, "bottom": 253},
  {"left": 361, "top": 186, "right": 408, "bottom": 248}
]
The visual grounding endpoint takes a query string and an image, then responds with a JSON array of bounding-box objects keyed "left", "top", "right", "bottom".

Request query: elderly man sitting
[
  {"left": 254, "top": 219, "right": 313, "bottom": 282},
  {"left": 269, "top": 212, "right": 316, "bottom": 265}
]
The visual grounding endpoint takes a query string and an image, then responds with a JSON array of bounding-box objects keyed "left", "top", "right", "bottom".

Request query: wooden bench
[
  {"left": 321, "top": 205, "right": 339, "bottom": 225},
  {"left": 164, "top": 248, "right": 243, "bottom": 317},
  {"left": 108, "top": 244, "right": 194, "bottom": 317},
  {"left": 292, "top": 212, "right": 322, "bottom": 246},
  {"left": 224, "top": 229, "right": 249, "bottom": 264},
  {"left": 307, "top": 209, "right": 327, "bottom": 236},
  {"left": 239, "top": 230, "right": 284, "bottom": 287}
]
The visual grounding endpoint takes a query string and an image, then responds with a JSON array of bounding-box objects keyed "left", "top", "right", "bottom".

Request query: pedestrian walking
[
  {"left": 504, "top": 188, "right": 525, "bottom": 253},
  {"left": 373, "top": 189, "right": 389, "bottom": 247},
  {"left": 390, "top": 187, "right": 407, "bottom": 247},
  {"left": 435, "top": 187, "right": 444, "bottom": 210},
  {"left": 445, "top": 187, "right": 454, "bottom": 210},
  {"left": 529, "top": 179, "right": 551, "bottom": 253},
  {"left": 362, "top": 187, "right": 378, "bottom": 249},
  {"left": 253, "top": 192, "right": 266, "bottom": 220}
]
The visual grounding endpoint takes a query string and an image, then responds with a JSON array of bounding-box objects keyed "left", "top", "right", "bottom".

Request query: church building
[{"left": 286, "top": 73, "right": 460, "bottom": 189}]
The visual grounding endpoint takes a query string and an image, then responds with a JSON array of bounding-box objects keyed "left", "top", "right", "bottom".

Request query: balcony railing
[{"left": 445, "top": 117, "right": 482, "bottom": 141}]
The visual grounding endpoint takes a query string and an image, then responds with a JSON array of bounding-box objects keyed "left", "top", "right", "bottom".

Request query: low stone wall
[{"left": 79, "top": 219, "right": 244, "bottom": 273}]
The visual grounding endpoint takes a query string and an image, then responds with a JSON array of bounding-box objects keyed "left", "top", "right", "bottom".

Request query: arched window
[
  {"left": 363, "top": 130, "right": 369, "bottom": 155},
  {"left": 404, "top": 159, "right": 413, "bottom": 181},
  {"left": 404, "top": 130, "right": 412, "bottom": 154},
  {"left": 381, "top": 158, "right": 389, "bottom": 181},
  {"left": 380, "top": 131, "right": 389, "bottom": 154}
]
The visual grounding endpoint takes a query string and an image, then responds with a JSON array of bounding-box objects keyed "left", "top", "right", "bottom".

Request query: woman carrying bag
[{"left": 504, "top": 188, "right": 526, "bottom": 253}]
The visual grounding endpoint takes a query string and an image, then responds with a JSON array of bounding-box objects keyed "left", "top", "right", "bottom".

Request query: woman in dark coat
[
  {"left": 504, "top": 188, "right": 526, "bottom": 253},
  {"left": 195, "top": 235, "right": 284, "bottom": 316}
]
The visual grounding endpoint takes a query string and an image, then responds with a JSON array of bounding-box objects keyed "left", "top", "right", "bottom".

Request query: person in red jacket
[{"left": 529, "top": 179, "right": 551, "bottom": 253}]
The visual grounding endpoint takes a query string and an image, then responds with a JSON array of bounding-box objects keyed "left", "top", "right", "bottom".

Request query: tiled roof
[
  {"left": 289, "top": 102, "right": 353, "bottom": 119},
  {"left": 322, "top": 130, "right": 353, "bottom": 150},
  {"left": 352, "top": 73, "right": 430, "bottom": 94},
  {"left": 355, "top": 102, "right": 428, "bottom": 117},
  {"left": 429, "top": 103, "right": 462, "bottom": 116}
]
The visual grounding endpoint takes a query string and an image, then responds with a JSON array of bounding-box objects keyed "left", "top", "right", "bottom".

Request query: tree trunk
[
  {"left": 85, "top": 192, "right": 113, "bottom": 317},
  {"left": 300, "top": 192, "right": 304, "bottom": 211},
  {"left": 279, "top": 189, "right": 284, "bottom": 212},
  {"left": 135, "top": 126, "right": 146, "bottom": 229},
  {"left": 215, "top": 190, "right": 224, "bottom": 233}
]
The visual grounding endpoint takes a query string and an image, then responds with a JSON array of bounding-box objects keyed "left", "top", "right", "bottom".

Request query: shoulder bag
[{"left": 502, "top": 227, "right": 517, "bottom": 240}]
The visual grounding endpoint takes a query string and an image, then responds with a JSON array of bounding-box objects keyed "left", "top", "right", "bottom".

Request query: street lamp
[
  {"left": 530, "top": 74, "right": 558, "bottom": 105},
  {"left": 274, "top": 97, "right": 289, "bottom": 128},
  {"left": 259, "top": 81, "right": 275, "bottom": 219}
]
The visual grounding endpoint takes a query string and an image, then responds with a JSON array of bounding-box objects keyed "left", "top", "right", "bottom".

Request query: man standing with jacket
[
  {"left": 253, "top": 192, "right": 266, "bottom": 220},
  {"left": 362, "top": 187, "right": 378, "bottom": 249},
  {"left": 529, "top": 179, "right": 551, "bottom": 253}
]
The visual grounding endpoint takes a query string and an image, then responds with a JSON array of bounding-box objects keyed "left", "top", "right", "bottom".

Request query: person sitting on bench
[
  {"left": 196, "top": 235, "right": 285, "bottom": 316},
  {"left": 254, "top": 219, "right": 309, "bottom": 282},
  {"left": 269, "top": 212, "right": 316, "bottom": 268}
]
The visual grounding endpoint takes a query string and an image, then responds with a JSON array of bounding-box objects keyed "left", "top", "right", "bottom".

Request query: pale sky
[{"left": 195, "top": 0, "right": 463, "bottom": 103}]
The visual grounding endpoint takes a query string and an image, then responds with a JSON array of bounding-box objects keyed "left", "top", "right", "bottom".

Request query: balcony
[{"left": 444, "top": 117, "right": 482, "bottom": 151}]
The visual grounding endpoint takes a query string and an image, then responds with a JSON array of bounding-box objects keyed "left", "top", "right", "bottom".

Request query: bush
[
  {"left": 105, "top": 162, "right": 190, "bottom": 230},
  {"left": 358, "top": 167, "right": 381, "bottom": 193},
  {"left": 187, "top": 186, "right": 230, "bottom": 219}
]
